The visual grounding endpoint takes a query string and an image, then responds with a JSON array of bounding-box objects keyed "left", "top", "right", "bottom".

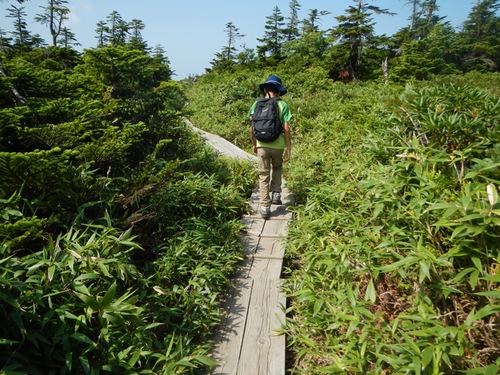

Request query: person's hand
[
  {"left": 252, "top": 144, "right": 257, "bottom": 155},
  {"left": 283, "top": 149, "right": 291, "bottom": 162}
]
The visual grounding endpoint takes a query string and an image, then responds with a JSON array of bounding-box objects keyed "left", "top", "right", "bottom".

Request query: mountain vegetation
[
  {"left": 0, "top": 2, "right": 256, "bottom": 374},
  {"left": 1, "top": 0, "right": 500, "bottom": 374}
]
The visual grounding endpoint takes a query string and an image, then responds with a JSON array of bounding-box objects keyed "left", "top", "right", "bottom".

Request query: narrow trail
[{"left": 186, "top": 120, "right": 293, "bottom": 375}]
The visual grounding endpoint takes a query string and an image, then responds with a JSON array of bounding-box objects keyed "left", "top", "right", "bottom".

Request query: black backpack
[{"left": 251, "top": 97, "right": 282, "bottom": 142}]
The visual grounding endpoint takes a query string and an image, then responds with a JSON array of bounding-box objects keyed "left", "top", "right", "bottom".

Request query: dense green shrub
[
  {"left": 1, "top": 46, "right": 257, "bottom": 374},
  {"left": 186, "top": 68, "right": 500, "bottom": 374}
]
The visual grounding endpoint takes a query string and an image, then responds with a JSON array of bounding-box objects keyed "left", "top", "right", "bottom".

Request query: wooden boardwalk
[
  {"left": 210, "top": 188, "right": 292, "bottom": 375},
  {"left": 185, "top": 120, "right": 292, "bottom": 375}
]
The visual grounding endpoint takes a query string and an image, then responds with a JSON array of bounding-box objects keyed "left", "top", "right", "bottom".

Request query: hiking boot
[
  {"left": 260, "top": 206, "right": 271, "bottom": 219},
  {"left": 271, "top": 192, "right": 282, "bottom": 205}
]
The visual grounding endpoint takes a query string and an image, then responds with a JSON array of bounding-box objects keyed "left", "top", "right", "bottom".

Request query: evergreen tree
[
  {"left": 95, "top": 20, "right": 109, "bottom": 47},
  {"left": 459, "top": 0, "right": 500, "bottom": 71},
  {"left": 151, "top": 44, "right": 172, "bottom": 77},
  {"left": 30, "top": 33, "right": 47, "bottom": 48},
  {"left": 7, "top": 5, "right": 31, "bottom": 49},
  {"left": 222, "top": 22, "right": 244, "bottom": 60},
  {"left": 285, "top": 0, "right": 301, "bottom": 41},
  {"left": 256, "top": 6, "right": 286, "bottom": 60},
  {"left": 106, "top": 11, "right": 129, "bottom": 46},
  {"left": 396, "top": 0, "right": 445, "bottom": 41},
  {"left": 236, "top": 44, "right": 256, "bottom": 66},
  {"left": 129, "top": 19, "right": 145, "bottom": 40},
  {"left": 0, "top": 28, "right": 12, "bottom": 52},
  {"left": 128, "top": 19, "right": 147, "bottom": 50},
  {"left": 301, "top": 9, "right": 330, "bottom": 34},
  {"left": 57, "top": 27, "right": 79, "bottom": 48},
  {"left": 412, "top": 0, "right": 446, "bottom": 39},
  {"left": 391, "top": 22, "right": 459, "bottom": 81},
  {"left": 421, "top": 0, "right": 439, "bottom": 19},
  {"left": 152, "top": 44, "right": 168, "bottom": 62},
  {"left": 400, "top": 0, "right": 421, "bottom": 35},
  {"left": 34, "top": 0, "right": 70, "bottom": 47},
  {"left": 282, "top": 31, "right": 330, "bottom": 69},
  {"left": 209, "top": 22, "right": 244, "bottom": 72},
  {"left": 331, "top": 0, "right": 393, "bottom": 80}
]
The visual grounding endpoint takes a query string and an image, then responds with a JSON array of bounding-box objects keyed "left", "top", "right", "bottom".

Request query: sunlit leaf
[
  {"left": 364, "top": 279, "right": 376, "bottom": 303},
  {"left": 486, "top": 183, "right": 498, "bottom": 207}
]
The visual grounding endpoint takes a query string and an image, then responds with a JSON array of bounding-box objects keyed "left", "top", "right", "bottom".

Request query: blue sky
[{"left": 2, "top": 0, "right": 478, "bottom": 79}]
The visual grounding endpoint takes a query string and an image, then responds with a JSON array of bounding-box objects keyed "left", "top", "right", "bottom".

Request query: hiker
[{"left": 248, "top": 75, "right": 292, "bottom": 219}]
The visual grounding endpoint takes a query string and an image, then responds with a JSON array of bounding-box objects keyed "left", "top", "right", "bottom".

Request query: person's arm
[
  {"left": 283, "top": 121, "right": 291, "bottom": 162},
  {"left": 249, "top": 118, "right": 257, "bottom": 155}
]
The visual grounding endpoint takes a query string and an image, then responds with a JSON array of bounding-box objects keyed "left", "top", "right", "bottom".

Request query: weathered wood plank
[
  {"left": 253, "top": 237, "right": 285, "bottom": 259},
  {"left": 271, "top": 204, "right": 293, "bottom": 220},
  {"left": 248, "top": 258, "right": 283, "bottom": 280},
  {"left": 262, "top": 219, "right": 288, "bottom": 237},
  {"left": 240, "top": 233, "right": 260, "bottom": 258},
  {"left": 280, "top": 188, "right": 294, "bottom": 205},
  {"left": 242, "top": 216, "right": 265, "bottom": 238},
  {"left": 237, "top": 278, "right": 286, "bottom": 375},
  {"left": 232, "top": 257, "right": 254, "bottom": 280},
  {"left": 186, "top": 120, "right": 257, "bottom": 162},
  {"left": 211, "top": 278, "right": 253, "bottom": 375}
]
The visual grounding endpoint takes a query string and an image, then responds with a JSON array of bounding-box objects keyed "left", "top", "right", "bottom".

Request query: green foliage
[
  {"left": 282, "top": 81, "right": 500, "bottom": 374},
  {"left": 391, "top": 24, "right": 460, "bottom": 83},
  {"left": 458, "top": 0, "right": 500, "bottom": 72},
  {"left": 0, "top": 219, "right": 228, "bottom": 373},
  {"left": 1, "top": 37, "right": 257, "bottom": 373},
  {"left": 186, "top": 67, "right": 500, "bottom": 373},
  {"left": 4, "top": 2, "right": 500, "bottom": 372}
]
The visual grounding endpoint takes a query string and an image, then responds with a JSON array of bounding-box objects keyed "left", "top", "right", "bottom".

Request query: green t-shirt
[{"left": 248, "top": 99, "right": 292, "bottom": 150}]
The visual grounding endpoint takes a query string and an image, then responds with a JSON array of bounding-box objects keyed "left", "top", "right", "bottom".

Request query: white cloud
[{"left": 67, "top": 0, "right": 95, "bottom": 28}]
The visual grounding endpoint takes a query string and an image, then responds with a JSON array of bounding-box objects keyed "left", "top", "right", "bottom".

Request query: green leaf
[
  {"left": 450, "top": 268, "right": 475, "bottom": 283},
  {"left": 73, "top": 282, "right": 91, "bottom": 295},
  {"left": 313, "top": 298, "right": 324, "bottom": 316},
  {"left": 470, "top": 270, "right": 479, "bottom": 290},
  {"left": 411, "top": 355, "right": 422, "bottom": 375},
  {"left": 175, "top": 359, "right": 196, "bottom": 368},
  {"left": 102, "top": 311, "right": 125, "bottom": 326},
  {"left": 47, "top": 265, "right": 56, "bottom": 282},
  {"left": 419, "top": 261, "right": 430, "bottom": 283},
  {"left": 0, "top": 290, "right": 21, "bottom": 309},
  {"left": 450, "top": 225, "right": 468, "bottom": 239},
  {"left": 401, "top": 331, "right": 421, "bottom": 354},
  {"left": 421, "top": 346, "right": 434, "bottom": 368},
  {"left": 128, "top": 350, "right": 142, "bottom": 367},
  {"left": 457, "top": 214, "right": 487, "bottom": 222},
  {"left": 486, "top": 365, "right": 500, "bottom": 375},
  {"left": 74, "top": 292, "right": 99, "bottom": 311},
  {"left": 191, "top": 355, "right": 217, "bottom": 368},
  {"left": 364, "top": 279, "right": 376, "bottom": 303},
  {"left": 100, "top": 282, "right": 117, "bottom": 309},
  {"left": 471, "top": 257, "right": 482, "bottom": 272},
  {"left": 98, "top": 261, "right": 111, "bottom": 278},
  {"left": 75, "top": 273, "right": 100, "bottom": 281},
  {"left": 482, "top": 274, "right": 500, "bottom": 282},
  {"left": 79, "top": 356, "right": 90, "bottom": 375},
  {"left": 471, "top": 305, "right": 500, "bottom": 320},
  {"left": 377, "top": 256, "right": 419, "bottom": 272},
  {"left": 372, "top": 203, "right": 384, "bottom": 219},
  {"left": 0, "top": 338, "right": 20, "bottom": 344},
  {"left": 70, "top": 332, "right": 93, "bottom": 345}
]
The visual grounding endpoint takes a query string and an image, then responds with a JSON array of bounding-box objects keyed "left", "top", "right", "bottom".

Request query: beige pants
[{"left": 257, "top": 147, "right": 283, "bottom": 207}]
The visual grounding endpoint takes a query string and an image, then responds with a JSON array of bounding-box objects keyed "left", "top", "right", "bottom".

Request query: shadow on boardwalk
[{"left": 185, "top": 120, "right": 292, "bottom": 375}]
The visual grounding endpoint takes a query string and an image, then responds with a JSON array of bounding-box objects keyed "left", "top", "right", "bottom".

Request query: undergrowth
[{"left": 186, "top": 69, "right": 500, "bottom": 374}]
